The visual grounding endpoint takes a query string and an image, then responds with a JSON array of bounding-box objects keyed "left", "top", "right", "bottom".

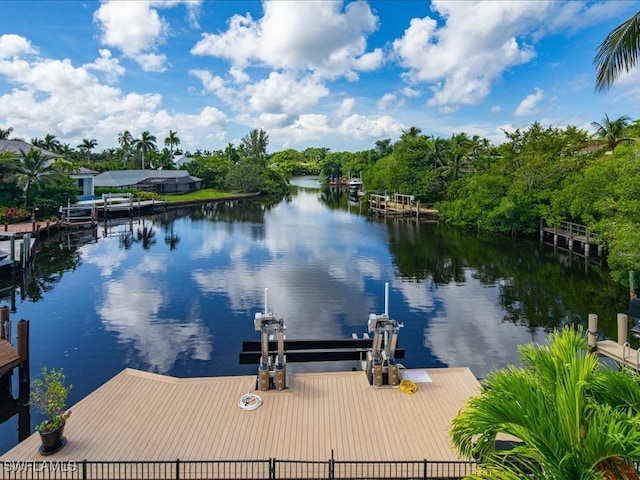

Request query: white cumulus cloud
[{"left": 514, "top": 87, "right": 544, "bottom": 117}]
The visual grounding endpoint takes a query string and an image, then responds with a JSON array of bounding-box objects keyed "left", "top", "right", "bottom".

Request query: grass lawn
[{"left": 165, "top": 189, "right": 255, "bottom": 202}]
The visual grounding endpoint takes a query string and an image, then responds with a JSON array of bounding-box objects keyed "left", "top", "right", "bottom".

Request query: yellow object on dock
[{"left": 399, "top": 378, "right": 417, "bottom": 394}]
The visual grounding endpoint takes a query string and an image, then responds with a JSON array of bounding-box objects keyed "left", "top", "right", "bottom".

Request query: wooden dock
[
  {"left": 0, "top": 234, "right": 36, "bottom": 271},
  {"left": 0, "top": 339, "right": 20, "bottom": 377},
  {"left": 540, "top": 220, "right": 601, "bottom": 257},
  {"left": 369, "top": 193, "right": 438, "bottom": 220},
  {"left": 1, "top": 367, "right": 481, "bottom": 463},
  {"left": 0, "top": 307, "right": 27, "bottom": 377},
  {"left": 596, "top": 340, "right": 640, "bottom": 370}
]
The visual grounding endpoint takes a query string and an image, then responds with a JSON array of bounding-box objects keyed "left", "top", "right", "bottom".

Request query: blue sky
[{"left": 0, "top": 1, "right": 639, "bottom": 154}]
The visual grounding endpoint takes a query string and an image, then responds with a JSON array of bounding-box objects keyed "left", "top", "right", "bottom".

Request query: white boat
[{"left": 348, "top": 178, "right": 362, "bottom": 190}]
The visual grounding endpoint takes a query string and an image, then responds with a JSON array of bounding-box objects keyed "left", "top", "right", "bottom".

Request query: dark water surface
[{"left": 0, "top": 176, "right": 629, "bottom": 454}]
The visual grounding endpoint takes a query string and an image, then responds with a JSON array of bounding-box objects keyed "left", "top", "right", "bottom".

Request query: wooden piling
[
  {"left": 17, "top": 319, "right": 29, "bottom": 384},
  {"left": 588, "top": 313, "right": 598, "bottom": 349},
  {"left": 617, "top": 313, "right": 628, "bottom": 346},
  {"left": 0, "top": 305, "right": 8, "bottom": 340},
  {"left": 17, "top": 320, "right": 29, "bottom": 363}
]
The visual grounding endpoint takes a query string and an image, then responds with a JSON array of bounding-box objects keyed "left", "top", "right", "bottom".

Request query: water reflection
[{"left": 0, "top": 177, "right": 632, "bottom": 455}]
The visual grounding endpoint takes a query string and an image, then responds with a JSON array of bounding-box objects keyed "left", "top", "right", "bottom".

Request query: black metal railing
[
  {"left": 0, "top": 458, "right": 478, "bottom": 480},
  {"left": 2, "top": 458, "right": 638, "bottom": 479}
]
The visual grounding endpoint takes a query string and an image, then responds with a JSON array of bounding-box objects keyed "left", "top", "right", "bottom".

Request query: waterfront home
[{"left": 94, "top": 169, "right": 203, "bottom": 195}]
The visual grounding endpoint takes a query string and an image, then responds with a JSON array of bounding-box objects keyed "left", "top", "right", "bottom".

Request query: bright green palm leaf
[{"left": 595, "top": 12, "right": 640, "bottom": 92}]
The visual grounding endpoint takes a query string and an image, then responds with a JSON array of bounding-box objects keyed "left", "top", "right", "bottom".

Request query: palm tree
[
  {"left": 78, "top": 138, "right": 97, "bottom": 162},
  {"left": 374, "top": 138, "right": 392, "bottom": 158},
  {"left": 118, "top": 130, "right": 134, "bottom": 164},
  {"left": 0, "top": 126, "right": 14, "bottom": 140},
  {"left": 451, "top": 326, "right": 640, "bottom": 479},
  {"left": 240, "top": 129, "right": 269, "bottom": 163},
  {"left": 400, "top": 126, "right": 422, "bottom": 140},
  {"left": 13, "top": 148, "right": 60, "bottom": 207},
  {"left": 42, "top": 134, "right": 61, "bottom": 153},
  {"left": 164, "top": 130, "right": 180, "bottom": 163},
  {"left": 135, "top": 131, "right": 156, "bottom": 170},
  {"left": 595, "top": 11, "right": 640, "bottom": 92},
  {"left": 591, "top": 113, "right": 633, "bottom": 151}
]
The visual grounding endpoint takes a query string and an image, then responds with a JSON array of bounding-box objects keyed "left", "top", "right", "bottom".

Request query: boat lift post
[
  {"left": 254, "top": 288, "right": 286, "bottom": 391},
  {"left": 365, "top": 283, "right": 403, "bottom": 386}
]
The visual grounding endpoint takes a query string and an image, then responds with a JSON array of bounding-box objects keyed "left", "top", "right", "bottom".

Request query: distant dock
[
  {"left": 540, "top": 220, "right": 601, "bottom": 257},
  {"left": 369, "top": 193, "right": 438, "bottom": 220},
  {"left": 61, "top": 193, "right": 167, "bottom": 228}
]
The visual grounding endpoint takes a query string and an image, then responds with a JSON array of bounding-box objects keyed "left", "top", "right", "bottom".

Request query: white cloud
[
  {"left": 336, "top": 98, "right": 356, "bottom": 117},
  {"left": 84, "top": 49, "right": 125, "bottom": 84},
  {"left": 490, "top": 105, "right": 502, "bottom": 113},
  {"left": 392, "top": 2, "right": 544, "bottom": 108},
  {"left": 514, "top": 87, "right": 544, "bottom": 116},
  {"left": 245, "top": 72, "right": 329, "bottom": 116},
  {"left": 338, "top": 114, "right": 404, "bottom": 140},
  {"left": 191, "top": 1, "right": 381, "bottom": 79},
  {"left": 0, "top": 34, "right": 37, "bottom": 58},
  {"left": 377, "top": 93, "right": 397, "bottom": 110},
  {"left": 0, "top": 40, "right": 228, "bottom": 151},
  {"left": 93, "top": 0, "right": 201, "bottom": 72},
  {"left": 189, "top": 69, "right": 224, "bottom": 92}
]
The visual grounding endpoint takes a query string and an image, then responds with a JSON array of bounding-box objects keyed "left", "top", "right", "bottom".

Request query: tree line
[{"left": 3, "top": 114, "right": 640, "bottom": 283}]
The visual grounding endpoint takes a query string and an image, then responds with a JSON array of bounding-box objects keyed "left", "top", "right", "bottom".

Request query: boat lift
[
  {"left": 244, "top": 283, "right": 404, "bottom": 389},
  {"left": 254, "top": 288, "right": 286, "bottom": 391},
  {"left": 363, "top": 283, "right": 403, "bottom": 386}
]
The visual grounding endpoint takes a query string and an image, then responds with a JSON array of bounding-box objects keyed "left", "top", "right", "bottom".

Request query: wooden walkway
[
  {"left": 369, "top": 194, "right": 438, "bottom": 220},
  {"left": 540, "top": 220, "right": 600, "bottom": 256},
  {"left": 0, "top": 339, "right": 20, "bottom": 377},
  {"left": 1, "top": 367, "right": 480, "bottom": 462},
  {"left": 596, "top": 340, "right": 640, "bottom": 370}
]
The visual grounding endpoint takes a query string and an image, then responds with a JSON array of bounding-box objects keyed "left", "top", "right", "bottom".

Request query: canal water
[{"left": 0, "top": 176, "right": 630, "bottom": 455}]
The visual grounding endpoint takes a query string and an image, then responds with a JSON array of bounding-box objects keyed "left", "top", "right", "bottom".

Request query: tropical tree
[
  {"left": 0, "top": 126, "right": 14, "bottom": 140},
  {"left": 451, "top": 326, "right": 640, "bottom": 479},
  {"left": 374, "top": 138, "right": 393, "bottom": 158},
  {"left": 118, "top": 130, "right": 134, "bottom": 164},
  {"left": 400, "top": 126, "right": 422, "bottom": 140},
  {"left": 240, "top": 129, "right": 269, "bottom": 163},
  {"left": 78, "top": 138, "right": 97, "bottom": 162},
  {"left": 591, "top": 113, "right": 633, "bottom": 151},
  {"left": 13, "top": 148, "right": 61, "bottom": 207},
  {"left": 164, "top": 130, "right": 180, "bottom": 162},
  {"left": 135, "top": 131, "right": 157, "bottom": 169},
  {"left": 224, "top": 143, "right": 239, "bottom": 163},
  {"left": 595, "top": 11, "right": 640, "bottom": 91},
  {"left": 42, "top": 134, "right": 61, "bottom": 153}
]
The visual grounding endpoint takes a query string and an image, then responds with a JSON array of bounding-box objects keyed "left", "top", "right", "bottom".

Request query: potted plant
[{"left": 30, "top": 367, "right": 72, "bottom": 455}]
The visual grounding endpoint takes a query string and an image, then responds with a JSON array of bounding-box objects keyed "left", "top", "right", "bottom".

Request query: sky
[{"left": 1, "top": 0, "right": 639, "bottom": 155}]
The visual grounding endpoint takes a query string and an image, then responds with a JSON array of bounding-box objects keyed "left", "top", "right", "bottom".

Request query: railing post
[
  {"left": 423, "top": 459, "right": 428, "bottom": 480},
  {"left": 176, "top": 458, "right": 180, "bottom": 480},
  {"left": 270, "top": 458, "right": 276, "bottom": 480},
  {"left": 329, "top": 453, "right": 335, "bottom": 480},
  {"left": 82, "top": 459, "right": 87, "bottom": 480}
]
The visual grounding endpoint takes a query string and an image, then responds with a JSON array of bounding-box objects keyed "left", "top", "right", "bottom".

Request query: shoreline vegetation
[{"left": 4, "top": 121, "right": 640, "bottom": 287}]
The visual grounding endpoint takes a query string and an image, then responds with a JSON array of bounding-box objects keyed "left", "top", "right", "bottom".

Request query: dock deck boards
[
  {"left": 1, "top": 367, "right": 480, "bottom": 462},
  {"left": 597, "top": 340, "right": 640, "bottom": 370},
  {"left": 0, "top": 339, "right": 20, "bottom": 376}
]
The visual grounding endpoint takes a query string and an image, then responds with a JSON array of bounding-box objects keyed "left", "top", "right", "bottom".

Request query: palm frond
[{"left": 595, "top": 12, "right": 640, "bottom": 92}]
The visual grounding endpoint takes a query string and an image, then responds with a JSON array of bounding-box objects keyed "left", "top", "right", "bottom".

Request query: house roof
[
  {"left": 172, "top": 154, "right": 194, "bottom": 167},
  {"left": 69, "top": 167, "right": 99, "bottom": 178},
  {"left": 0, "top": 139, "right": 60, "bottom": 159},
  {"left": 94, "top": 169, "right": 202, "bottom": 188}
]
